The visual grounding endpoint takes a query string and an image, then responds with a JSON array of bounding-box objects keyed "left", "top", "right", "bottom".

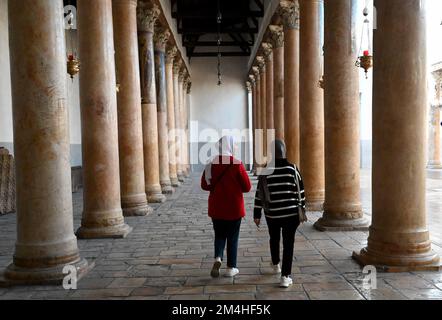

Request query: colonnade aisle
[{"left": 1, "top": 171, "right": 442, "bottom": 300}]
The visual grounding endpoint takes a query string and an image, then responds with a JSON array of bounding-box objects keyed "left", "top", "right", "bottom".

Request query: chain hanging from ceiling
[{"left": 216, "top": 0, "right": 222, "bottom": 86}]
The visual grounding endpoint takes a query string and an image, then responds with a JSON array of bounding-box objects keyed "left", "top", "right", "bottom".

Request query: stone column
[
  {"left": 166, "top": 46, "right": 180, "bottom": 186},
  {"left": 269, "top": 25, "right": 285, "bottom": 140},
  {"left": 299, "top": 0, "right": 325, "bottom": 211},
  {"left": 279, "top": 1, "right": 300, "bottom": 165},
  {"left": 76, "top": 0, "right": 132, "bottom": 238},
  {"left": 257, "top": 56, "right": 267, "bottom": 159},
  {"left": 3, "top": 0, "right": 90, "bottom": 284},
  {"left": 353, "top": 0, "right": 440, "bottom": 271},
  {"left": 262, "top": 43, "right": 274, "bottom": 134},
  {"left": 137, "top": 3, "right": 166, "bottom": 203},
  {"left": 249, "top": 74, "right": 258, "bottom": 173},
  {"left": 185, "top": 80, "right": 192, "bottom": 175},
  {"left": 253, "top": 66, "right": 264, "bottom": 168},
  {"left": 314, "top": 0, "right": 368, "bottom": 231},
  {"left": 154, "top": 27, "right": 174, "bottom": 194},
  {"left": 178, "top": 68, "right": 186, "bottom": 178},
  {"left": 113, "top": 0, "right": 151, "bottom": 216},
  {"left": 428, "top": 71, "right": 442, "bottom": 169},
  {"left": 173, "top": 60, "right": 184, "bottom": 182}
]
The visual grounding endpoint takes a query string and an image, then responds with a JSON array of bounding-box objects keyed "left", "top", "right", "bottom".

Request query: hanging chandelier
[
  {"left": 355, "top": 2, "right": 373, "bottom": 79},
  {"left": 216, "top": 0, "right": 222, "bottom": 86},
  {"left": 66, "top": 2, "right": 80, "bottom": 80}
]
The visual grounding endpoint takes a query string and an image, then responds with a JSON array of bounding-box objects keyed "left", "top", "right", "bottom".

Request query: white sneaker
[
  {"left": 224, "top": 267, "right": 239, "bottom": 277},
  {"left": 210, "top": 257, "right": 222, "bottom": 278},
  {"left": 270, "top": 262, "right": 281, "bottom": 274},
  {"left": 280, "top": 276, "right": 293, "bottom": 288}
]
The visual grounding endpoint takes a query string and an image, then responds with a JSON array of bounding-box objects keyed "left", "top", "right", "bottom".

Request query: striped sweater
[{"left": 254, "top": 159, "right": 306, "bottom": 220}]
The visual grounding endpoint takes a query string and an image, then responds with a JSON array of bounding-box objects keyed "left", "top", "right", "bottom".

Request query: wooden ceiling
[{"left": 171, "top": 0, "right": 264, "bottom": 58}]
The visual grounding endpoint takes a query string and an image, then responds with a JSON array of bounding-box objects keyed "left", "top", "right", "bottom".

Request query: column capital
[
  {"left": 269, "top": 25, "right": 284, "bottom": 48},
  {"left": 137, "top": 3, "right": 160, "bottom": 33},
  {"left": 278, "top": 0, "right": 300, "bottom": 30},
  {"left": 248, "top": 74, "right": 256, "bottom": 84},
  {"left": 246, "top": 81, "right": 252, "bottom": 92},
  {"left": 252, "top": 66, "right": 260, "bottom": 79},
  {"left": 166, "top": 46, "right": 178, "bottom": 64},
  {"left": 154, "top": 27, "right": 170, "bottom": 51},
  {"left": 261, "top": 42, "right": 273, "bottom": 61},
  {"left": 256, "top": 56, "right": 266, "bottom": 73},
  {"left": 178, "top": 68, "right": 186, "bottom": 82},
  {"left": 186, "top": 81, "right": 192, "bottom": 94},
  {"left": 173, "top": 59, "right": 182, "bottom": 74}
]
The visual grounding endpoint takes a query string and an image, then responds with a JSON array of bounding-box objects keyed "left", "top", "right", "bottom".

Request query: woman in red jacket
[{"left": 201, "top": 136, "right": 252, "bottom": 278}]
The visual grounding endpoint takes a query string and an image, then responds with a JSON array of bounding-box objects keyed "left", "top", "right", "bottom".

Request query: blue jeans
[{"left": 212, "top": 219, "right": 241, "bottom": 268}]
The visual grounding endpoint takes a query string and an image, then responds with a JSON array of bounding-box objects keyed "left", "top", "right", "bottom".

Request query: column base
[
  {"left": 170, "top": 177, "right": 181, "bottom": 187},
  {"left": 314, "top": 215, "right": 370, "bottom": 232},
  {"left": 177, "top": 173, "right": 185, "bottom": 182},
  {"left": 0, "top": 258, "right": 94, "bottom": 287},
  {"left": 352, "top": 248, "right": 441, "bottom": 272},
  {"left": 123, "top": 203, "right": 152, "bottom": 217},
  {"left": 161, "top": 182, "right": 174, "bottom": 194},
  {"left": 306, "top": 200, "right": 324, "bottom": 212},
  {"left": 147, "top": 192, "right": 166, "bottom": 203},
  {"left": 76, "top": 223, "right": 132, "bottom": 239}
]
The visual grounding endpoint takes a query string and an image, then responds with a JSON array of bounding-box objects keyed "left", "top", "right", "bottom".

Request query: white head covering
[{"left": 204, "top": 136, "right": 235, "bottom": 185}]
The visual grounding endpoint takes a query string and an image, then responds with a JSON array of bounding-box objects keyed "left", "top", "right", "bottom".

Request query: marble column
[
  {"left": 299, "top": 0, "right": 325, "bottom": 211},
  {"left": 269, "top": 25, "right": 285, "bottom": 140},
  {"left": 253, "top": 66, "right": 264, "bottom": 168},
  {"left": 3, "top": 0, "right": 90, "bottom": 284},
  {"left": 314, "top": 0, "right": 368, "bottom": 231},
  {"left": 185, "top": 80, "right": 192, "bottom": 175},
  {"left": 428, "top": 71, "right": 442, "bottom": 169},
  {"left": 249, "top": 74, "right": 258, "bottom": 173},
  {"left": 178, "top": 68, "right": 186, "bottom": 178},
  {"left": 76, "top": 0, "right": 132, "bottom": 238},
  {"left": 353, "top": 0, "right": 440, "bottom": 271},
  {"left": 154, "top": 27, "right": 174, "bottom": 194},
  {"left": 279, "top": 0, "right": 300, "bottom": 165},
  {"left": 257, "top": 56, "right": 267, "bottom": 159},
  {"left": 113, "top": 0, "right": 151, "bottom": 216},
  {"left": 262, "top": 43, "right": 274, "bottom": 135},
  {"left": 137, "top": 3, "right": 166, "bottom": 203},
  {"left": 173, "top": 60, "right": 184, "bottom": 182},
  {"left": 166, "top": 46, "right": 180, "bottom": 186}
]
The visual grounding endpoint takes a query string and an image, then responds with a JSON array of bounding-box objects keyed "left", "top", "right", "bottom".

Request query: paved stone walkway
[{"left": 1, "top": 169, "right": 442, "bottom": 300}]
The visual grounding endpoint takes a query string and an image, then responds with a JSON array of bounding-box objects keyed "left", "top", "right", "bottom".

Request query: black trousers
[
  {"left": 265, "top": 215, "right": 300, "bottom": 277},
  {"left": 212, "top": 219, "right": 241, "bottom": 268}
]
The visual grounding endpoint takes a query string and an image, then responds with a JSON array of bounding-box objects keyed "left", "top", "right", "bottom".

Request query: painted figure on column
[
  {"left": 137, "top": 2, "right": 166, "bottom": 203},
  {"left": 154, "top": 26, "right": 174, "bottom": 194}
]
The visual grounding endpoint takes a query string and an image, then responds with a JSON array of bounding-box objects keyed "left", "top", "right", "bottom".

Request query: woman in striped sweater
[{"left": 254, "top": 139, "right": 306, "bottom": 288}]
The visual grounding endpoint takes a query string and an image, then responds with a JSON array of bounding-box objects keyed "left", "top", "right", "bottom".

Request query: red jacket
[{"left": 201, "top": 156, "right": 252, "bottom": 220}]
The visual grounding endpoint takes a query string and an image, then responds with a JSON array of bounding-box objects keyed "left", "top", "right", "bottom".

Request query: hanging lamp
[{"left": 355, "top": 2, "right": 373, "bottom": 79}]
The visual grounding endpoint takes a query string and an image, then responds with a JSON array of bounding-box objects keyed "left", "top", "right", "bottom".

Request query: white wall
[
  {"left": 189, "top": 57, "right": 250, "bottom": 170},
  {"left": 0, "top": 3, "right": 82, "bottom": 166},
  {"left": 0, "top": 0, "right": 13, "bottom": 152}
]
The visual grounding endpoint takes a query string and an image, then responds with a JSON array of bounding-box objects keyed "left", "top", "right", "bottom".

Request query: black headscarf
[{"left": 273, "top": 139, "right": 287, "bottom": 160}]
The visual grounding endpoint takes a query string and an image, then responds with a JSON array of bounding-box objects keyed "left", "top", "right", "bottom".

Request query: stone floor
[{"left": 1, "top": 169, "right": 442, "bottom": 300}]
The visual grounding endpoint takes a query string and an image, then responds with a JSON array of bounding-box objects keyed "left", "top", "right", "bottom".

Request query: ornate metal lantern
[{"left": 355, "top": 4, "right": 373, "bottom": 79}]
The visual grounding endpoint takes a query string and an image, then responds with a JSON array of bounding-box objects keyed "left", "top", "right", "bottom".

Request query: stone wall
[{"left": 0, "top": 147, "right": 15, "bottom": 214}]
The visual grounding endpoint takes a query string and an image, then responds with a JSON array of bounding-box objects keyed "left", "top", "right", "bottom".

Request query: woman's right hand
[{"left": 254, "top": 219, "right": 261, "bottom": 227}]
